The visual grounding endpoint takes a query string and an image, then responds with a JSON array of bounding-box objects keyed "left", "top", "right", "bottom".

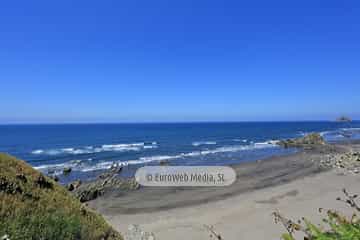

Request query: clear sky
[{"left": 1, "top": 0, "right": 360, "bottom": 123}]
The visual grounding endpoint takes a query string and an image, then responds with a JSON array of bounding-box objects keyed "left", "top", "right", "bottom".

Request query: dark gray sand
[{"left": 88, "top": 144, "right": 348, "bottom": 215}]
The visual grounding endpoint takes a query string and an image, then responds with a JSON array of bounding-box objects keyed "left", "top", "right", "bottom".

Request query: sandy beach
[
  {"left": 2, "top": 2, "right": 360, "bottom": 239},
  {"left": 87, "top": 143, "right": 360, "bottom": 239}
]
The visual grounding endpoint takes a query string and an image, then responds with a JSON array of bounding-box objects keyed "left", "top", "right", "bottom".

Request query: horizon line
[{"left": 0, "top": 120, "right": 357, "bottom": 125}]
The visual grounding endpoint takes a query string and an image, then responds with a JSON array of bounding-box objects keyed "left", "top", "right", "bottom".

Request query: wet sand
[{"left": 88, "top": 143, "right": 360, "bottom": 239}]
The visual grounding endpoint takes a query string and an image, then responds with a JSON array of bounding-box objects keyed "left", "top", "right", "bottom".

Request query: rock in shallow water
[
  {"left": 277, "top": 133, "right": 325, "bottom": 148},
  {"left": 63, "top": 167, "right": 72, "bottom": 175}
]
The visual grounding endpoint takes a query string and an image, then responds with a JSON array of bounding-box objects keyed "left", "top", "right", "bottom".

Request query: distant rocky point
[{"left": 336, "top": 116, "right": 352, "bottom": 122}]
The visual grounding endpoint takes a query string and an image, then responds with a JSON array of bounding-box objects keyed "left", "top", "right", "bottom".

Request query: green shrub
[
  {"left": 274, "top": 189, "right": 360, "bottom": 240},
  {"left": 1, "top": 211, "right": 82, "bottom": 240}
]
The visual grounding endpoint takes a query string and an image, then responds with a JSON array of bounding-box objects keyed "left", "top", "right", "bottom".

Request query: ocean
[{"left": 1, "top": 122, "right": 360, "bottom": 183}]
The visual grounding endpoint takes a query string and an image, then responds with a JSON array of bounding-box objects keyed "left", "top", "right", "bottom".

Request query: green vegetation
[
  {"left": 274, "top": 189, "right": 360, "bottom": 240},
  {"left": 0, "top": 153, "right": 123, "bottom": 240}
]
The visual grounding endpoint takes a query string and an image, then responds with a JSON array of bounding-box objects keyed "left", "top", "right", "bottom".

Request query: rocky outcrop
[
  {"left": 67, "top": 180, "right": 82, "bottom": 191},
  {"left": 35, "top": 174, "right": 53, "bottom": 189},
  {"left": 63, "top": 167, "right": 72, "bottom": 175},
  {"left": 159, "top": 160, "right": 170, "bottom": 166},
  {"left": 76, "top": 185, "right": 102, "bottom": 202},
  {"left": 75, "top": 177, "right": 140, "bottom": 202},
  {"left": 74, "top": 174, "right": 140, "bottom": 202},
  {"left": 98, "top": 164, "right": 123, "bottom": 179},
  {"left": 336, "top": 116, "right": 352, "bottom": 122},
  {"left": 277, "top": 133, "right": 326, "bottom": 149}
]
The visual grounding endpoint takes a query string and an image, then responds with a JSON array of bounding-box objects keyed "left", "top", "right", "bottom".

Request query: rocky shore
[
  {"left": 51, "top": 133, "right": 360, "bottom": 208},
  {"left": 88, "top": 136, "right": 360, "bottom": 240},
  {"left": 276, "top": 132, "right": 326, "bottom": 148},
  {"left": 2, "top": 133, "right": 360, "bottom": 240},
  {"left": 276, "top": 133, "right": 360, "bottom": 175},
  {"left": 318, "top": 150, "right": 360, "bottom": 174},
  {"left": 74, "top": 176, "right": 140, "bottom": 203}
]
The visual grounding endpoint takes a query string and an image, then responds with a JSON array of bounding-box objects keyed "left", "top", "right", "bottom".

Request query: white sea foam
[
  {"left": 320, "top": 131, "right": 329, "bottom": 136},
  {"left": 144, "top": 145, "right": 158, "bottom": 149},
  {"left": 321, "top": 128, "right": 360, "bottom": 137},
  {"left": 297, "top": 131, "right": 307, "bottom": 136},
  {"left": 192, "top": 141, "right": 217, "bottom": 146},
  {"left": 255, "top": 140, "right": 279, "bottom": 146},
  {"left": 34, "top": 163, "right": 67, "bottom": 170},
  {"left": 34, "top": 141, "right": 279, "bottom": 173},
  {"left": 31, "top": 142, "right": 158, "bottom": 156},
  {"left": 31, "top": 149, "right": 44, "bottom": 154},
  {"left": 233, "top": 139, "right": 248, "bottom": 142}
]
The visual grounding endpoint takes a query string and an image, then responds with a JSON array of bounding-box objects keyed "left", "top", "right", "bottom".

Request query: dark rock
[
  {"left": 35, "top": 175, "right": 53, "bottom": 189},
  {"left": 67, "top": 183, "right": 75, "bottom": 191},
  {"left": 48, "top": 175, "right": 59, "bottom": 182},
  {"left": 16, "top": 173, "right": 27, "bottom": 183},
  {"left": 159, "top": 160, "right": 170, "bottom": 166},
  {"left": 0, "top": 177, "right": 23, "bottom": 194},
  {"left": 73, "top": 180, "right": 82, "bottom": 188},
  {"left": 77, "top": 188, "right": 102, "bottom": 202},
  {"left": 336, "top": 116, "right": 352, "bottom": 122},
  {"left": 63, "top": 167, "right": 72, "bottom": 175},
  {"left": 67, "top": 180, "right": 82, "bottom": 192}
]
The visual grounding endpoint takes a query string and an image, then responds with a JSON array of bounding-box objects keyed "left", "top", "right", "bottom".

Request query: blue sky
[{"left": 1, "top": 0, "right": 360, "bottom": 123}]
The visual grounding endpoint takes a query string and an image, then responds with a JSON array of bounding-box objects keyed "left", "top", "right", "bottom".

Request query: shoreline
[
  {"left": 86, "top": 142, "right": 360, "bottom": 239},
  {"left": 109, "top": 168, "right": 360, "bottom": 240},
  {"left": 87, "top": 143, "right": 346, "bottom": 215}
]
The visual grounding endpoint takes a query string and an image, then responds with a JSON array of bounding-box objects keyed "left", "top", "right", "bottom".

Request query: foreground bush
[
  {"left": 0, "top": 153, "right": 123, "bottom": 240},
  {"left": 274, "top": 189, "right": 360, "bottom": 240}
]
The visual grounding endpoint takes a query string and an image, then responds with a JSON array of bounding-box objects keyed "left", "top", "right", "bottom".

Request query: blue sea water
[{"left": 1, "top": 122, "right": 360, "bottom": 183}]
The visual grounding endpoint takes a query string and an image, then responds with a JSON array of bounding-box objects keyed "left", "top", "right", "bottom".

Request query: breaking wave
[
  {"left": 321, "top": 128, "right": 360, "bottom": 141},
  {"left": 233, "top": 139, "right": 248, "bottom": 143},
  {"left": 34, "top": 141, "right": 279, "bottom": 173},
  {"left": 192, "top": 141, "right": 217, "bottom": 146},
  {"left": 31, "top": 142, "right": 158, "bottom": 156}
]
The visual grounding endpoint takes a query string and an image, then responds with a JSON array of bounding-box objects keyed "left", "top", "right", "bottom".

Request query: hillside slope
[{"left": 0, "top": 153, "right": 123, "bottom": 240}]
